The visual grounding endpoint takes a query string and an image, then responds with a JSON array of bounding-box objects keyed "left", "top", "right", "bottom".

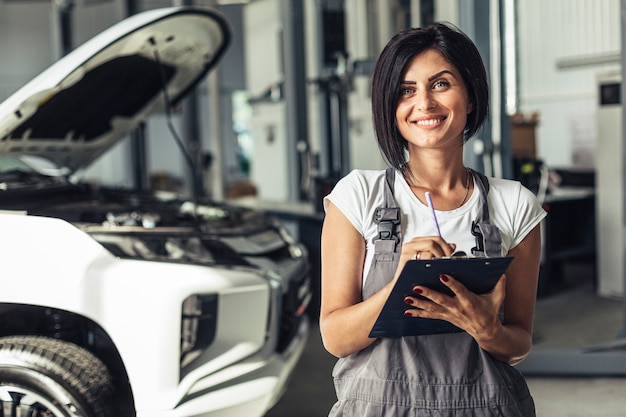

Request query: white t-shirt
[{"left": 324, "top": 169, "right": 547, "bottom": 283}]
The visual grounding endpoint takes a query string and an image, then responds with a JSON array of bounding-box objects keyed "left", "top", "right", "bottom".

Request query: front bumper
[{"left": 140, "top": 315, "right": 309, "bottom": 417}]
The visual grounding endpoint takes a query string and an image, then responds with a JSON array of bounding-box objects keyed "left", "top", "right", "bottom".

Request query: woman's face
[{"left": 395, "top": 48, "right": 473, "bottom": 151}]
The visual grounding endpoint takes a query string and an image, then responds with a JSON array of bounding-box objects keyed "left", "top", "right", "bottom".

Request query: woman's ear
[{"left": 467, "top": 102, "right": 474, "bottom": 114}]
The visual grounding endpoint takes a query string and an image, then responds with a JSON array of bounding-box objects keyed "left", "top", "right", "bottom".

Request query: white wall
[
  {"left": 343, "top": 0, "right": 386, "bottom": 172},
  {"left": 517, "top": 0, "right": 621, "bottom": 168},
  {"left": 0, "top": 2, "right": 56, "bottom": 99},
  {"left": 242, "top": 0, "right": 290, "bottom": 200},
  {"left": 0, "top": 1, "right": 125, "bottom": 98}
]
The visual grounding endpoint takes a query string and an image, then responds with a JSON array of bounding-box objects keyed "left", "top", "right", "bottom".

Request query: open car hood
[{"left": 0, "top": 6, "right": 230, "bottom": 173}]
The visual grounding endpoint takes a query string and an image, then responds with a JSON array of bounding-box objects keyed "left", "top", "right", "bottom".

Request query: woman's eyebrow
[
  {"left": 428, "top": 70, "right": 455, "bottom": 82},
  {"left": 401, "top": 70, "right": 456, "bottom": 85}
]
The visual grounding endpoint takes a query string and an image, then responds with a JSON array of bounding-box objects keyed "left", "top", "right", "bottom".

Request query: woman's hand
[
  {"left": 402, "top": 273, "right": 506, "bottom": 340},
  {"left": 321, "top": 206, "right": 456, "bottom": 358},
  {"left": 402, "top": 224, "right": 542, "bottom": 365},
  {"left": 401, "top": 236, "right": 457, "bottom": 260},
  {"left": 393, "top": 236, "right": 457, "bottom": 282}
]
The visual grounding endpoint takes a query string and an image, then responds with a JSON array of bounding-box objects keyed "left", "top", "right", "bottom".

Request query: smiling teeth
[{"left": 416, "top": 119, "right": 443, "bottom": 126}]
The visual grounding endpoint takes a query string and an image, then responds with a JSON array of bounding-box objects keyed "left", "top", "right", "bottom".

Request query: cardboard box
[{"left": 510, "top": 113, "right": 539, "bottom": 158}]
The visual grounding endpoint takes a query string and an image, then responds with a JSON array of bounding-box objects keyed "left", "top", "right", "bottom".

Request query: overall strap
[
  {"left": 372, "top": 168, "right": 401, "bottom": 254},
  {"left": 469, "top": 168, "right": 503, "bottom": 257}
]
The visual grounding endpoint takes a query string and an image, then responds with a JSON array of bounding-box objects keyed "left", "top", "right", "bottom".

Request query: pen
[{"left": 424, "top": 192, "right": 442, "bottom": 237}]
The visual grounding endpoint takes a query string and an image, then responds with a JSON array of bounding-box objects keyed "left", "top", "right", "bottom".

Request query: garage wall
[
  {"left": 1, "top": 0, "right": 623, "bottom": 192},
  {"left": 242, "top": 0, "right": 291, "bottom": 200},
  {"left": 0, "top": 1, "right": 125, "bottom": 100},
  {"left": 517, "top": 0, "right": 621, "bottom": 169},
  {"left": 0, "top": 3, "right": 57, "bottom": 100}
]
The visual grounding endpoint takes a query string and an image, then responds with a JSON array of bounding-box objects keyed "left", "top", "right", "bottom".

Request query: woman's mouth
[{"left": 414, "top": 117, "right": 445, "bottom": 127}]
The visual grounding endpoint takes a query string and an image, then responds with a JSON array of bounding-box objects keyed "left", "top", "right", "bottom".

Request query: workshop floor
[{"left": 266, "top": 261, "right": 626, "bottom": 417}]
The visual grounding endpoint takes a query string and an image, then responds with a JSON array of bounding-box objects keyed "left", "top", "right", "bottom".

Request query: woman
[{"left": 320, "top": 23, "right": 546, "bottom": 416}]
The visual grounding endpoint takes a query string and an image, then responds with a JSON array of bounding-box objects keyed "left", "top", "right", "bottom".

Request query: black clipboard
[{"left": 369, "top": 256, "right": 514, "bottom": 338}]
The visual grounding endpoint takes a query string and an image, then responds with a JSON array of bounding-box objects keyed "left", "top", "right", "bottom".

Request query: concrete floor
[{"left": 266, "top": 261, "right": 626, "bottom": 417}]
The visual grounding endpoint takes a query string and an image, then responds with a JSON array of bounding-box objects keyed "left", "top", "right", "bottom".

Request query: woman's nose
[{"left": 414, "top": 90, "right": 436, "bottom": 111}]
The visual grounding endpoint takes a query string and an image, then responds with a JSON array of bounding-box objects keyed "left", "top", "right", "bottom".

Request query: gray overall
[{"left": 328, "top": 168, "right": 536, "bottom": 417}]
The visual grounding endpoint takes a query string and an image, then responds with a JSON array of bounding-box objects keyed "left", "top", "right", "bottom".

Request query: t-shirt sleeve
[
  {"left": 323, "top": 171, "right": 365, "bottom": 235},
  {"left": 323, "top": 170, "right": 382, "bottom": 237}
]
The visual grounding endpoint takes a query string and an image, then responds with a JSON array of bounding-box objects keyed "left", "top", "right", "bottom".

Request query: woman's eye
[
  {"left": 433, "top": 80, "right": 450, "bottom": 89},
  {"left": 400, "top": 87, "right": 414, "bottom": 95}
]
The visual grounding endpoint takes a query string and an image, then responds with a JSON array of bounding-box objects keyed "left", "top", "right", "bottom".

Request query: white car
[{"left": 0, "top": 6, "right": 311, "bottom": 417}]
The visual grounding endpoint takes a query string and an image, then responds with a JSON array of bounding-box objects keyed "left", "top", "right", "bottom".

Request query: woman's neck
[
  {"left": 403, "top": 153, "right": 466, "bottom": 189},
  {"left": 402, "top": 159, "right": 472, "bottom": 210}
]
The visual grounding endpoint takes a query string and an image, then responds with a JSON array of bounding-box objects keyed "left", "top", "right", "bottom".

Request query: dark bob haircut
[{"left": 371, "top": 22, "right": 489, "bottom": 170}]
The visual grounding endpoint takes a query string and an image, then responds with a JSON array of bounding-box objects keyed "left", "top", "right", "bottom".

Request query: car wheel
[{"left": 0, "top": 335, "right": 115, "bottom": 417}]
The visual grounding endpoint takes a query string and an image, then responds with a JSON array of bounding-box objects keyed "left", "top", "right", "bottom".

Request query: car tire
[{"left": 0, "top": 335, "right": 115, "bottom": 417}]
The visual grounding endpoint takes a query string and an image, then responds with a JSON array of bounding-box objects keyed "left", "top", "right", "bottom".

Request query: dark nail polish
[
  {"left": 404, "top": 297, "right": 414, "bottom": 305},
  {"left": 404, "top": 311, "right": 413, "bottom": 317},
  {"left": 413, "top": 287, "right": 423, "bottom": 295},
  {"left": 440, "top": 274, "right": 449, "bottom": 282}
]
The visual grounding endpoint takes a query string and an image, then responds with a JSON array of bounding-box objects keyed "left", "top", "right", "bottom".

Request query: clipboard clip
[{"left": 373, "top": 207, "right": 400, "bottom": 243}]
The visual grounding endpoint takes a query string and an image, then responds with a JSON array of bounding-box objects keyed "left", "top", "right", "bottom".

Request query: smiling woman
[
  {"left": 370, "top": 26, "right": 488, "bottom": 174},
  {"left": 396, "top": 50, "right": 471, "bottom": 157},
  {"left": 320, "top": 22, "right": 546, "bottom": 417}
]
